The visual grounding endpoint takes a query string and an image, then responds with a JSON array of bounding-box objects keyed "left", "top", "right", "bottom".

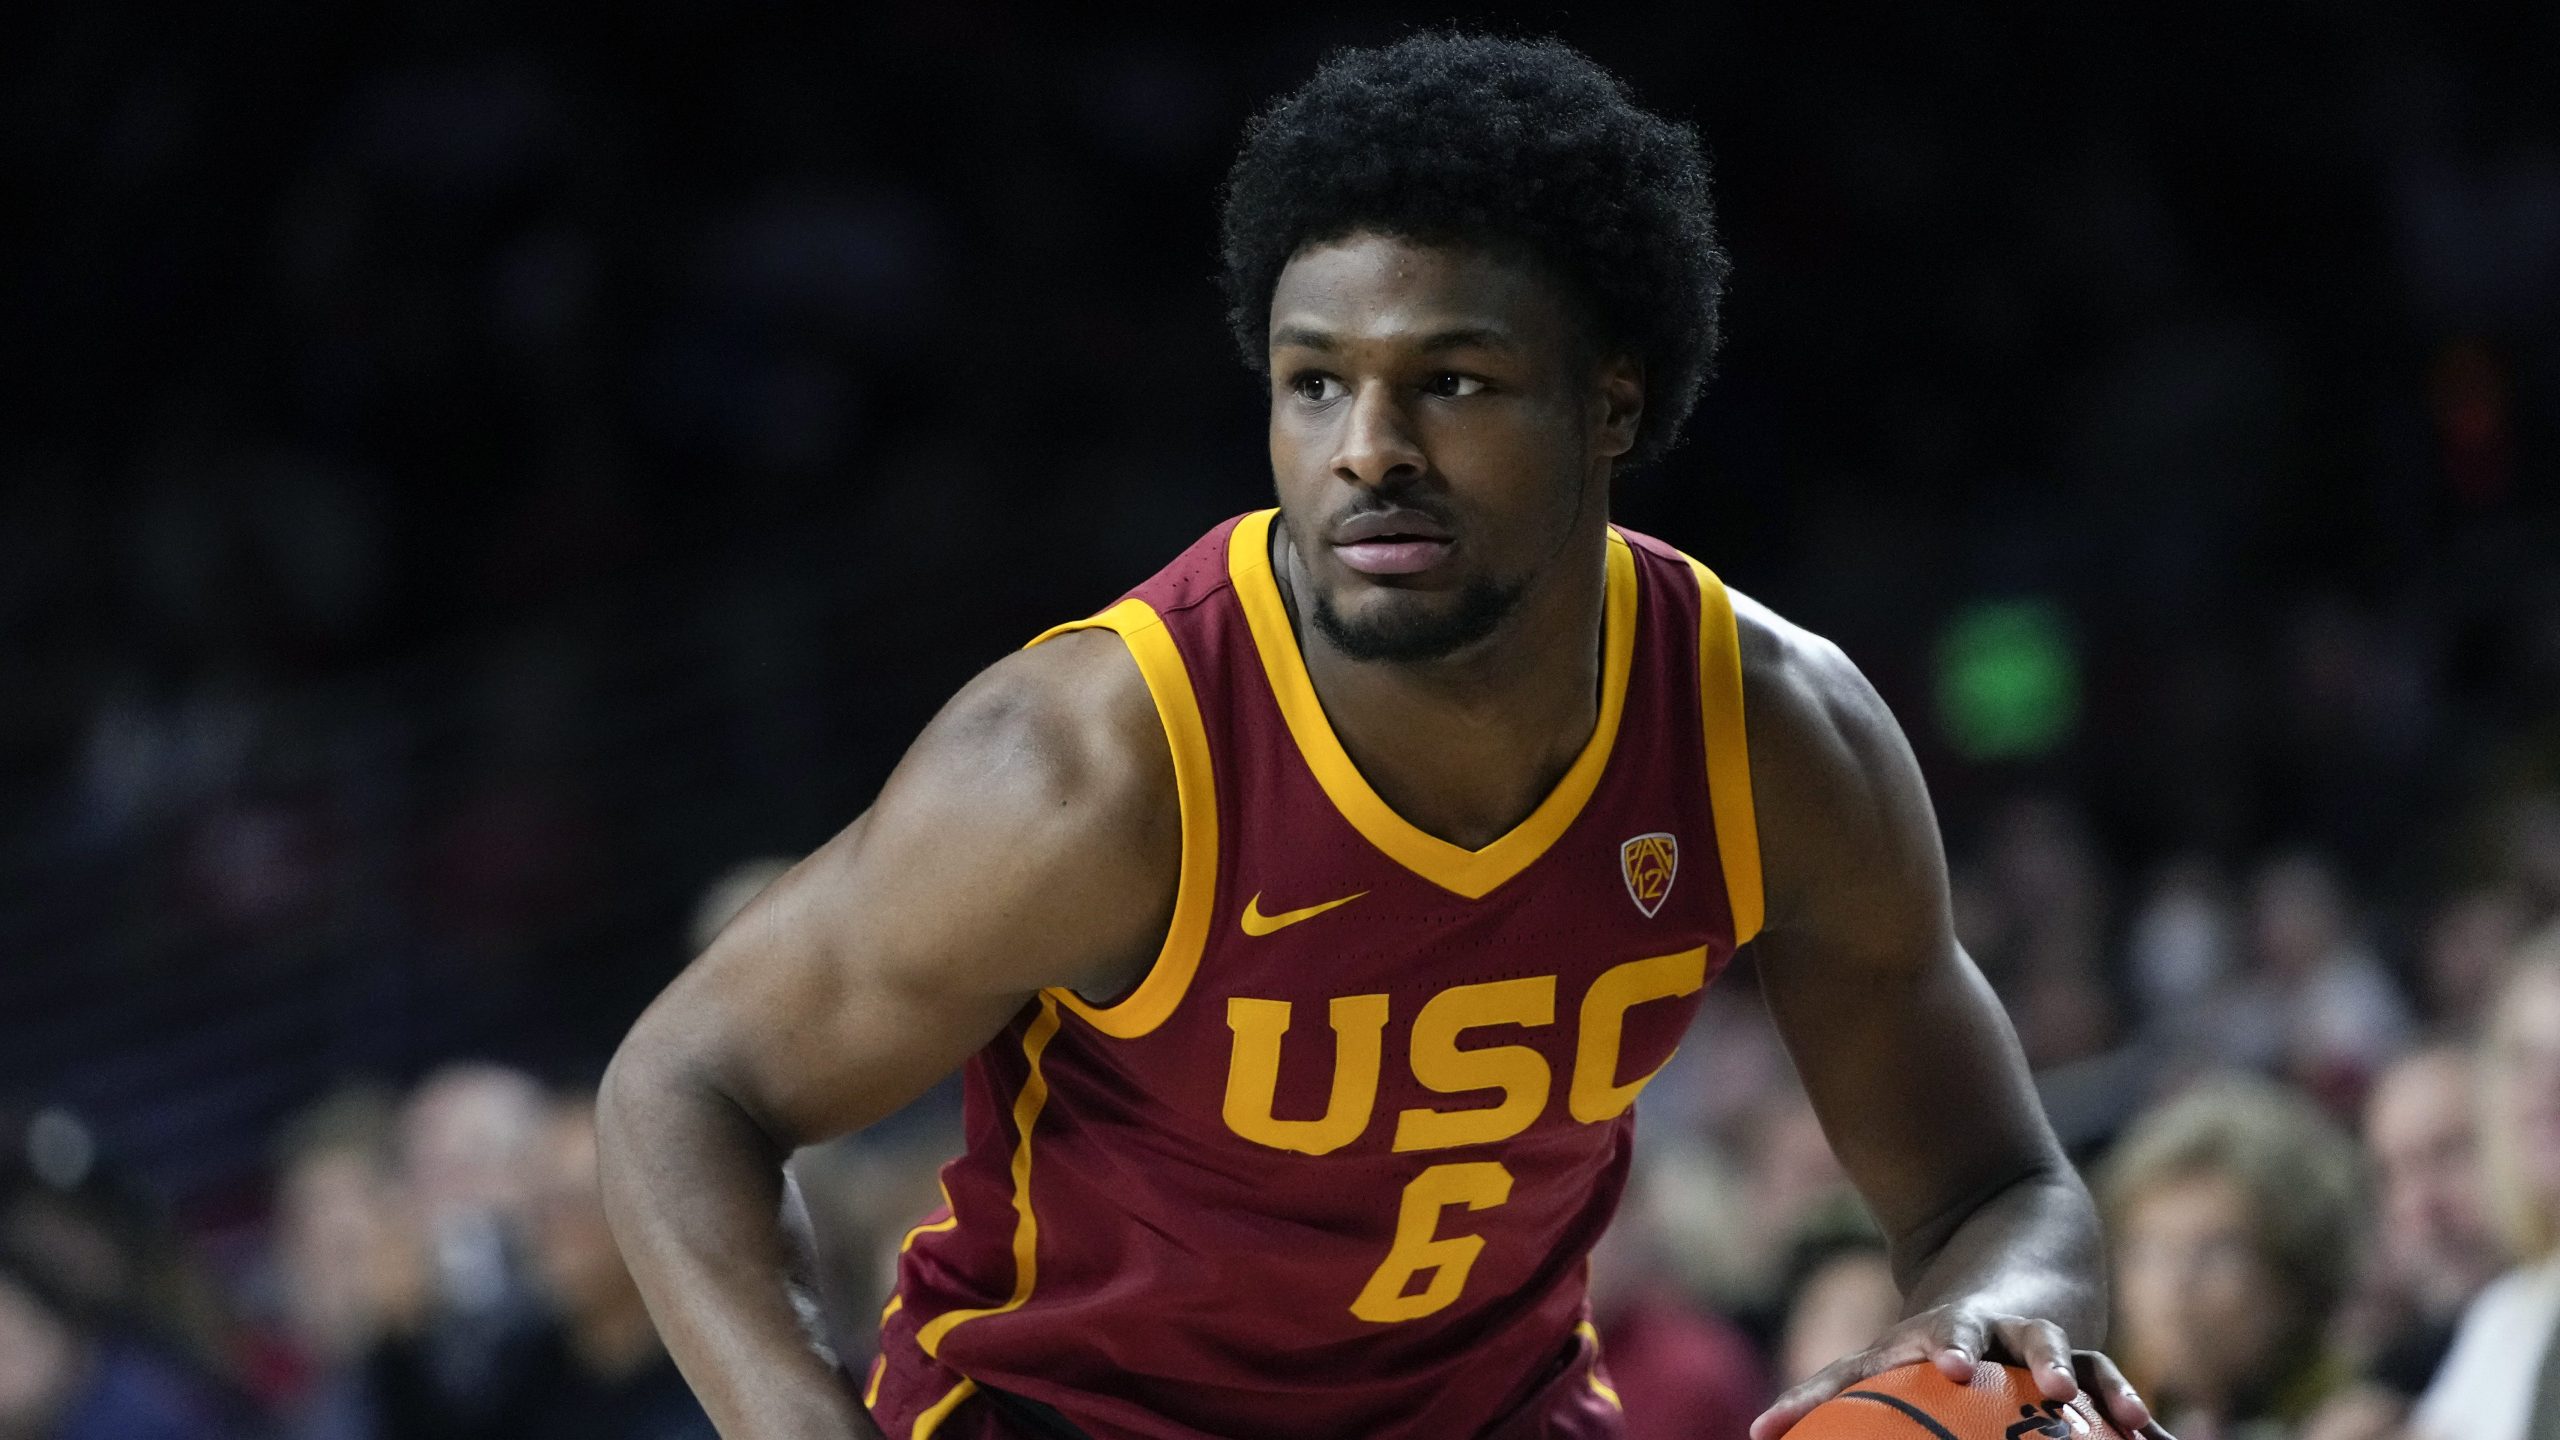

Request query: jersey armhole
[
  {"left": 1020, "top": 599, "right": 1218, "bottom": 1038},
  {"left": 1684, "top": 557, "right": 1765, "bottom": 946}
]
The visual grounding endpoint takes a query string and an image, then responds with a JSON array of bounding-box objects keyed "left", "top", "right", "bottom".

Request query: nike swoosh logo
[{"left": 1239, "top": 890, "right": 1368, "bottom": 937}]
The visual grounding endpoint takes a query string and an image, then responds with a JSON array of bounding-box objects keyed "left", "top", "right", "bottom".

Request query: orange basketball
[{"left": 1786, "top": 1362, "right": 2131, "bottom": 1440}]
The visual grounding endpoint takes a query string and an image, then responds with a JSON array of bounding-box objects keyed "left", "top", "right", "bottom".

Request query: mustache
[{"left": 1328, "top": 489, "right": 1455, "bottom": 533}]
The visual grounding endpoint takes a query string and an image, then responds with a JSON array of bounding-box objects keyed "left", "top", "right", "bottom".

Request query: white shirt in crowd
[{"left": 2414, "top": 1254, "right": 2560, "bottom": 1440}]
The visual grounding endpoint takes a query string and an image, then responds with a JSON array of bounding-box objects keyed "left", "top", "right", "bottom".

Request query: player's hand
[{"left": 1746, "top": 1304, "right": 2175, "bottom": 1440}]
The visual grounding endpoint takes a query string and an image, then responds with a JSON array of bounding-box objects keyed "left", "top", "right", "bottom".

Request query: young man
[{"left": 598, "top": 34, "right": 2166, "bottom": 1440}]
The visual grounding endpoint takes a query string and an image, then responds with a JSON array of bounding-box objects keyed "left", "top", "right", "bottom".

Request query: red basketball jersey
[{"left": 869, "top": 510, "right": 1763, "bottom": 1440}]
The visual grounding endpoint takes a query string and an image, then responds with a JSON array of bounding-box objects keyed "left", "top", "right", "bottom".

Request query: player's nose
[{"left": 1330, "top": 381, "right": 1426, "bottom": 490}]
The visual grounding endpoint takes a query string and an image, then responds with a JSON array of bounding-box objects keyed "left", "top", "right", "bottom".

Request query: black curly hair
[{"left": 1219, "top": 32, "right": 1729, "bottom": 473}]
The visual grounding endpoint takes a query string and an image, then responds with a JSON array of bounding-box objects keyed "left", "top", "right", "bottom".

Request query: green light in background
[{"left": 1935, "top": 599, "right": 2078, "bottom": 760}]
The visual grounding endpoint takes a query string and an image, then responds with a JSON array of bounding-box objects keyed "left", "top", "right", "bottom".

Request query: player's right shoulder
[
  {"left": 623, "top": 630, "right": 1179, "bottom": 1142},
  {"left": 858, "top": 627, "right": 1180, "bottom": 1000},
  {"left": 905, "top": 627, "right": 1172, "bottom": 824}
]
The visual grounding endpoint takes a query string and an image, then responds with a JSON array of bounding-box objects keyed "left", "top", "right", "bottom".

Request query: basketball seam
[{"left": 1842, "top": 1390, "right": 1965, "bottom": 1440}]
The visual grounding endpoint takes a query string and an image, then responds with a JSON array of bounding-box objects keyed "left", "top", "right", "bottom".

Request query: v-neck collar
[{"left": 1226, "top": 508, "right": 1637, "bottom": 901}]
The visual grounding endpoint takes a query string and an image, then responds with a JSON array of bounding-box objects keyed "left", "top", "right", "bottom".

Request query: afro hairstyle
[{"left": 1219, "top": 32, "right": 1729, "bottom": 473}]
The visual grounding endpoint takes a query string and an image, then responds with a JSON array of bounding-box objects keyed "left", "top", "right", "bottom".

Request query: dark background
[{"left": 4, "top": 0, "right": 2556, "bottom": 1342}]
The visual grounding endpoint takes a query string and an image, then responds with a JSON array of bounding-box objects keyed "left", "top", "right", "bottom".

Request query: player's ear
[{"left": 1592, "top": 354, "right": 1644, "bottom": 460}]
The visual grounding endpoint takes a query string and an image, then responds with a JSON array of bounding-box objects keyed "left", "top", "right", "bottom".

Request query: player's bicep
[
  {"left": 621, "top": 633, "right": 1175, "bottom": 1149},
  {"left": 1741, "top": 616, "right": 2058, "bottom": 1252}
]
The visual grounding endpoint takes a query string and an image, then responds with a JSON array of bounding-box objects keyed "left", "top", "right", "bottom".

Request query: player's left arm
[{"left": 1731, "top": 594, "right": 2168, "bottom": 1440}]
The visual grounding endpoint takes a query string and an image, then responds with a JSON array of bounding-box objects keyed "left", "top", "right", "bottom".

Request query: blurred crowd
[
  {"left": 8, "top": 841, "right": 2560, "bottom": 1440},
  {"left": 1, "top": 1068, "right": 713, "bottom": 1439},
  {"left": 1569, "top": 820, "right": 2560, "bottom": 1440},
  {"left": 7, "top": 1, "right": 2560, "bottom": 1439}
]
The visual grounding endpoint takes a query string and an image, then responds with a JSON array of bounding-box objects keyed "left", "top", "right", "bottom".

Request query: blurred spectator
[
  {"left": 2418, "top": 888, "right": 2532, "bottom": 1036},
  {"left": 362, "top": 1064, "right": 563, "bottom": 1440},
  {"left": 0, "top": 1248, "right": 242, "bottom": 1440},
  {"left": 1586, "top": 1163, "right": 1770, "bottom": 1440},
  {"left": 1949, "top": 797, "right": 2118, "bottom": 1069},
  {"left": 2126, "top": 858, "right": 2239, "bottom": 1052},
  {"left": 399, "top": 1066, "right": 544, "bottom": 1315},
  {"left": 267, "top": 1088, "right": 425, "bottom": 1439},
  {"left": 2301, "top": 1042, "right": 2508, "bottom": 1440},
  {"left": 522, "top": 1097, "right": 714, "bottom": 1440},
  {"left": 2244, "top": 855, "right": 2414, "bottom": 1113},
  {"left": 1773, "top": 1225, "right": 1899, "bottom": 1392},
  {"left": 1, "top": 1110, "right": 244, "bottom": 1411},
  {"left": 2104, "top": 1076, "right": 2365, "bottom": 1439},
  {"left": 273, "top": 1090, "right": 421, "bottom": 1352},
  {"left": 2354, "top": 1044, "right": 2505, "bottom": 1394},
  {"left": 268, "top": 1078, "right": 722, "bottom": 1440},
  {"left": 2410, "top": 943, "right": 2560, "bottom": 1440},
  {"left": 1706, "top": 1087, "right": 1851, "bottom": 1322}
]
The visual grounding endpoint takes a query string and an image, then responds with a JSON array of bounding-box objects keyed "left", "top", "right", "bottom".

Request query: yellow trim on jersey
[
  {"left": 1023, "top": 599, "right": 1219, "bottom": 1039},
  {"left": 916, "top": 994, "right": 1063, "bottom": 1357},
  {"left": 1226, "top": 509, "right": 1636, "bottom": 900},
  {"left": 912, "top": 1377, "right": 979, "bottom": 1439},
  {"left": 867, "top": 1290, "right": 903, "bottom": 1406},
  {"left": 1574, "top": 1320, "right": 1625, "bottom": 1410},
  {"left": 897, "top": 1181, "right": 958, "bottom": 1253},
  {"left": 1685, "top": 557, "right": 1764, "bottom": 945}
]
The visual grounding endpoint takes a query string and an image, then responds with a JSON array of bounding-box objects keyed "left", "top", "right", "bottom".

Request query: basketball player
[{"left": 598, "top": 34, "right": 2168, "bottom": 1440}]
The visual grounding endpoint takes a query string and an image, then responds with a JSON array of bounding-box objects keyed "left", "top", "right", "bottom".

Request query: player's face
[{"left": 1265, "top": 232, "right": 1639, "bottom": 664}]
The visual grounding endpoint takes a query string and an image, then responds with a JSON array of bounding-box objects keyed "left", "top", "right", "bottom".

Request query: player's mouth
[{"left": 1330, "top": 507, "right": 1454, "bottom": 576}]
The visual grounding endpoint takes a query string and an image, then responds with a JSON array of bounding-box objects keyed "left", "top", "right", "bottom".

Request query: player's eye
[
  {"left": 1426, "top": 373, "right": 1487, "bottom": 398},
  {"left": 1290, "top": 372, "right": 1345, "bottom": 403}
]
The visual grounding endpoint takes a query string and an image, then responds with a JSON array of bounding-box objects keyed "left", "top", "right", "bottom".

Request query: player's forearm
[
  {"left": 597, "top": 1044, "right": 884, "bottom": 1440},
  {"left": 1893, "top": 1159, "right": 2108, "bottom": 1342}
]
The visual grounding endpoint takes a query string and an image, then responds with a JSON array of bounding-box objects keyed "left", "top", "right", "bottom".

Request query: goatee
[{"left": 1310, "top": 579, "right": 1523, "bottom": 663}]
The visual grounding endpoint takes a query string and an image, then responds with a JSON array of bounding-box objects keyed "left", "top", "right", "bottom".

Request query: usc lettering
[
  {"left": 1570, "top": 948, "right": 1709, "bottom": 1123},
  {"left": 1220, "top": 947, "right": 1707, "bottom": 1154},
  {"left": 1220, "top": 994, "right": 1390, "bottom": 1155},
  {"left": 1393, "top": 977, "right": 1555, "bottom": 1152},
  {"left": 1218, "top": 947, "right": 1709, "bottom": 1321}
]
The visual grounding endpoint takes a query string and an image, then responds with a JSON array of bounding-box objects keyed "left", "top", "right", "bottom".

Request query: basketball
[{"left": 1786, "top": 1364, "right": 2130, "bottom": 1440}]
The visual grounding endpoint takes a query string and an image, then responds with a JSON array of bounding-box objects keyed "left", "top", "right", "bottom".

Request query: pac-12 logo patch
[{"left": 1620, "top": 833, "right": 1678, "bottom": 918}]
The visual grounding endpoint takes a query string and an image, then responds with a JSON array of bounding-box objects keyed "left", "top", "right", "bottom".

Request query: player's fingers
[
  {"left": 2073, "top": 1350, "right": 2172, "bottom": 1440},
  {"left": 1749, "top": 1361, "right": 1856, "bottom": 1440},
  {"left": 1987, "top": 1315, "right": 2078, "bottom": 1401},
  {"left": 1930, "top": 1309, "right": 1987, "bottom": 1384}
]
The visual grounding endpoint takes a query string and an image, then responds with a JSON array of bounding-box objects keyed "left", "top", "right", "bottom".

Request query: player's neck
[{"left": 1283, "top": 514, "right": 1612, "bottom": 852}]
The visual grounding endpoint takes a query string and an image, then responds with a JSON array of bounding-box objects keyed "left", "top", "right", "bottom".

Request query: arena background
[{"left": 4, "top": 3, "right": 2557, "bottom": 1436}]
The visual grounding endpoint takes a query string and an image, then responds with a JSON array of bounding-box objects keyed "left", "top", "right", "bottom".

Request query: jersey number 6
[
  {"left": 1216, "top": 947, "right": 1709, "bottom": 1324},
  {"left": 1348, "top": 1161, "right": 1515, "bottom": 1322}
]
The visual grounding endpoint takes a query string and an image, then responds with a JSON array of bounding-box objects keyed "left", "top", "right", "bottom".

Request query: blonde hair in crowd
[
  {"left": 2099, "top": 1075, "right": 2366, "bottom": 1340},
  {"left": 2480, "top": 937, "right": 2560, "bottom": 1262}
]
